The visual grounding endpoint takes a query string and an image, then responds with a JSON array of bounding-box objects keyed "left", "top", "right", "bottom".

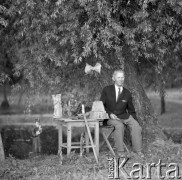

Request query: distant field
[
  {"left": 0, "top": 92, "right": 53, "bottom": 114},
  {"left": 1, "top": 88, "right": 182, "bottom": 128},
  {"left": 147, "top": 88, "right": 182, "bottom": 128}
]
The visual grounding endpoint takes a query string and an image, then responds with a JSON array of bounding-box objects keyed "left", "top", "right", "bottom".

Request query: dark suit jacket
[{"left": 100, "top": 85, "right": 137, "bottom": 120}]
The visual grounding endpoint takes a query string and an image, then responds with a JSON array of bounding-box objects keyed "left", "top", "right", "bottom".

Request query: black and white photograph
[{"left": 0, "top": 0, "right": 182, "bottom": 179}]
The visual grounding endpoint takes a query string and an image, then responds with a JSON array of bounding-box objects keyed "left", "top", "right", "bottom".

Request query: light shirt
[{"left": 115, "top": 85, "right": 123, "bottom": 101}]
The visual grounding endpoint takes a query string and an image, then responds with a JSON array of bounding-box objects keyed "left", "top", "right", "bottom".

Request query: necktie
[{"left": 117, "top": 88, "right": 121, "bottom": 102}]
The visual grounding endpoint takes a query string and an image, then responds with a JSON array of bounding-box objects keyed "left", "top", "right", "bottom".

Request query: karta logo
[{"left": 108, "top": 157, "right": 181, "bottom": 179}]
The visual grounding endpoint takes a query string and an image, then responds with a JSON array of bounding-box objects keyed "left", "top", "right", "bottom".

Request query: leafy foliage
[
  {"left": 0, "top": 0, "right": 181, "bottom": 122},
  {"left": 0, "top": 0, "right": 181, "bottom": 89}
]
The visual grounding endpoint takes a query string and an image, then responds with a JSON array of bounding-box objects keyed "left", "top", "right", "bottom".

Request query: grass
[
  {"left": 1, "top": 88, "right": 182, "bottom": 179},
  {"left": 147, "top": 89, "right": 182, "bottom": 128},
  {"left": 0, "top": 154, "right": 110, "bottom": 180},
  {"left": 1, "top": 141, "right": 182, "bottom": 180}
]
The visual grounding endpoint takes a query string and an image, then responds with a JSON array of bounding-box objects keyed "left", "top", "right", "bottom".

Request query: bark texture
[
  {"left": 124, "top": 59, "right": 156, "bottom": 126},
  {"left": 0, "top": 131, "right": 5, "bottom": 161},
  {"left": 120, "top": 46, "right": 166, "bottom": 143}
]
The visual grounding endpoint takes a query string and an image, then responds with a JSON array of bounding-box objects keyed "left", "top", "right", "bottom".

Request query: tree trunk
[
  {"left": 158, "top": 74, "right": 166, "bottom": 114},
  {"left": 0, "top": 130, "right": 5, "bottom": 161},
  {"left": 118, "top": 46, "right": 166, "bottom": 142},
  {"left": 1, "top": 82, "right": 9, "bottom": 109},
  {"left": 125, "top": 62, "right": 155, "bottom": 125},
  {"left": 120, "top": 47, "right": 156, "bottom": 126},
  {"left": 160, "top": 93, "right": 165, "bottom": 114}
]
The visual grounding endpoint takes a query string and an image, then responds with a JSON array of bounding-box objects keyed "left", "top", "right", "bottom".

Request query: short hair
[{"left": 112, "top": 69, "right": 124, "bottom": 78}]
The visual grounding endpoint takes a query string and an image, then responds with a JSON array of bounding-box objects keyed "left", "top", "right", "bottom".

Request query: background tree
[
  {"left": 0, "top": 3, "right": 9, "bottom": 161},
  {"left": 143, "top": 0, "right": 182, "bottom": 114},
  {"left": 0, "top": 0, "right": 182, "bottom": 152},
  {"left": 0, "top": 2, "right": 24, "bottom": 109},
  {"left": 6, "top": 0, "right": 156, "bottom": 125}
]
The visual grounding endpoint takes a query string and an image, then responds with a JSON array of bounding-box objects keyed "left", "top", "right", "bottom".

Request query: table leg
[
  {"left": 67, "top": 123, "right": 72, "bottom": 157},
  {"left": 95, "top": 122, "right": 99, "bottom": 157},
  {"left": 85, "top": 127, "right": 89, "bottom": 153},
  {"left": 58, "top": 124, "right": 62, "bottom": 155}
]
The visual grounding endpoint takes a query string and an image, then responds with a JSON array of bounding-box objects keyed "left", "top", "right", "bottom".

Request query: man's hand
[
  {"left": 110, "top": 113, "right": 125, "bottom": 124},
  {"left": 110, "top": 113, "right": 120, "bottom": 120}
]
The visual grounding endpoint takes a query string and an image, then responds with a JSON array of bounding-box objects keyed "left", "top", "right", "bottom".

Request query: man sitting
[{"left": 100, "top": 69, "right": 144, "bottom": 157}]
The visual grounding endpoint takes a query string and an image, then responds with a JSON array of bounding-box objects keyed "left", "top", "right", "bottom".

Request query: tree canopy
[
  {"left": 0, "top": 0, "right": 181, "bottom": 86},
  {"left": 0, "top": 0, "right": 182, "bottom": 117}
]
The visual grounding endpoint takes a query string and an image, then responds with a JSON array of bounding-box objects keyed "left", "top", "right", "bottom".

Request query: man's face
[{"left": 113, "top": 72, "right": 125, "bottom": 87}]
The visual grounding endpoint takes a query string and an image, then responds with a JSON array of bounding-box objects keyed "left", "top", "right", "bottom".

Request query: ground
[
  {"left": 1, "top": 89, "right": 182, "bottom": 179},
  {"left": 148, "top": 89, "right": 182, "bottom": 128},
  {"left": 1, "top": 142, "right": 182, "bottom": 179}
]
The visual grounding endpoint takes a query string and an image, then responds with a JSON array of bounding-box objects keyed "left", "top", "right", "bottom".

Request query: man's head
[{"left": 112, "top": 70, "right": 125, "bottom": 87}]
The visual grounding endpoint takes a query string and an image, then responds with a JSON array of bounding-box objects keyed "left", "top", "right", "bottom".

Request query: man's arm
[
  {"left": 100, "top": 87, "right": 112, "bottom": 117},
  {"left": 127, "top": 94, "right": 138, "bottom": 121}
]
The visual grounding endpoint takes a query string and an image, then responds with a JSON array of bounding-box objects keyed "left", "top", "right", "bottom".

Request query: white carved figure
[
  {"left": 34, "top": 121, "right": 42, "bottom": 136},
  {"left": 85, "top": 63, "right": 101, "bottom": 74},
  {"left": 52, "top": 94, "right": 62, "bottom": 118}
]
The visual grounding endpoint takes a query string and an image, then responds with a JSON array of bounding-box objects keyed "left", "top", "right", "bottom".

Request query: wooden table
[{"left": 55, "top": 118, "right": 102, "bottom": 158}]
